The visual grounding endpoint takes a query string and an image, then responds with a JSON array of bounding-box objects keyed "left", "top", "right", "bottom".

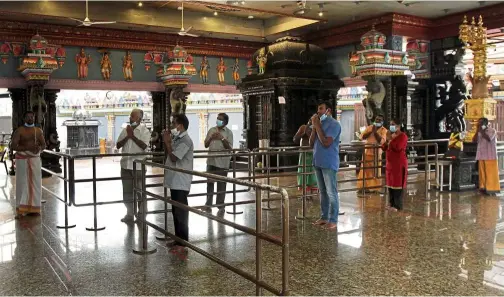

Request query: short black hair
[
  {"left": 218, "top": 113, "right": 229, "bottom": 125},
  {"left": 23, "top": 110, "right": 34, "bottom": 118},
  {"left": 173, "top": 114, "right": 189, "bottom": 130},
  {"left": 375, "top": 114, "right": 384, "bottom": 120},
  {"left": 390, "top": 117, "right": 401, "bottom": 126},
  {"left": 319, "top": 101, "right": 333, "bottom": 111},
  {"left": 479, "top": 117, "right": 489, "bottom": 125}
]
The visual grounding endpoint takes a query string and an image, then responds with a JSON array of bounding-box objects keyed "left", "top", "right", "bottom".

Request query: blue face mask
[
  {"left": 217, "top": 120, "right": 224, "bottom": 127},
  {"left": 24, "top": 123, "right": 35, "bottom": 128},
  {"left": 389, "top": 126, "right": 397, "bottom": 133},
  {"left": 320, "top": 113, "right": 328, "bottom": 122},
  {"left": 375, "top": 122, "right": 383, "bottom": 128}
]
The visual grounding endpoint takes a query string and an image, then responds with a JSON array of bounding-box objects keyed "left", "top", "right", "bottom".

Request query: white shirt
[
  {"left": 117, "top": 124, "right": 151, "bottom": 170},
  {"left": 164, "top": 131, "right": 194, "bottom": 191}
]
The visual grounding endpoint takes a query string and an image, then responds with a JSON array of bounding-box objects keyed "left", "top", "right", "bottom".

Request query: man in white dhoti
[{"left": 11, "top": 111, "right": 46, "bottom": 219}]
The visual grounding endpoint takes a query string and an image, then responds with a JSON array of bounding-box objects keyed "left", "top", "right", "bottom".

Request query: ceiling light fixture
[
  {"left": 213, "top": 11, "right": 218, "bottom": 16},
  {"left": 318, "top": 11, "right": 323, "bottom": 17},
  {"left": 138, "top": 1, "right": 143, "bottom": 7},
  {"left": 248, "top": 15, "right": 254, "bottom": 19},
  {"left": 241, "top": 1, "right": 246, "bottom": 4}
]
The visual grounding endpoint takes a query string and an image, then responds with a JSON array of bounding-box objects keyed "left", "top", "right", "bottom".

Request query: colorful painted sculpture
[
  {"left": 232, "top": 58, "right": 240, "bottom": 84},
  {"left": 216, "top": 57, "right": 227, "bottom": 85},
  {"left": 75, "top": 48, "right": 92, "bottom": 79},
  {"left": 256, "top": 51, "right": 267, "bottom": 75},
  {"left": 122, "top": 51, "right": 134, "bottom": 81},
  {"left": 200, "top": 55, "right": 210, "bottom": 84},
  {"left": 100, "top": 52, "right": 112, "bottom": 80}
]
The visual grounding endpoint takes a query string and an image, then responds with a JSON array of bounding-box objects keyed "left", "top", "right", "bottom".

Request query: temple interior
[{"left": 1, "top": 0, "right": 504, "bottom": 295}]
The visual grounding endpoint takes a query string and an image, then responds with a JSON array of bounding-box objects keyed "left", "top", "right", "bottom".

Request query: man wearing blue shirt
[{"left": 309, "top": 101, "right": 341, "bottom": 230}]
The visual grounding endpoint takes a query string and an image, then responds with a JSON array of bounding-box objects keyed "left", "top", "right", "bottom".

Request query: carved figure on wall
[
  {"left": 435, "top": 76, "right": 467, "bottom": 133},
  {"left": 257, "top": 51, "right": 267, "bottom": 75},
  {"left": 122, "top": 51, "right": 134, "bottom": 81},
  {"left": 75, "top": 48, "right": 91, "bottom": 79},
  {"left": 100, "top": 52, "right": 112, "bottom": 80},
  {"left": 363, "top": 79, "right": 386, "bottom": 123},
  {"left": 200, "top": 56, "right": 210, "bottom": 84},
  {"left": 216, "top": 57, "right": 227, "bottom": 85},
  {"left": 232, "top": 58, "right": 240, "bottom": 85}
]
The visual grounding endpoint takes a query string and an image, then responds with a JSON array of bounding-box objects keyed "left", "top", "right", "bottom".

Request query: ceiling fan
[
  {"left": 397, "top": 1, "right": 421, "bottom": 7},
  {"left": 167, "top": 1, "right": 199, "bottom": 37},
  {"left": 67, "top": 0, "right": 117, "bottom": 27}
]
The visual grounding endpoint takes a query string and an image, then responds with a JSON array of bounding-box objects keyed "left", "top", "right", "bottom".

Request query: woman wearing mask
[
  {"left": 293, "top": 120, "right": 318, "bottom": 193},
  {"left": 383, "top": 118, "right": 408, "bottom": 211}
]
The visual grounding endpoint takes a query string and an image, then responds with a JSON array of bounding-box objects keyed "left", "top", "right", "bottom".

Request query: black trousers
[
  {"left": 171, "top": 189, "right": 189, "bottom": 244},
  {"left": 389, "top": 188, "right": 403, "bottom": 210},
  {"left": 206, "top": 165, "right": 228, "bottom": 209}
]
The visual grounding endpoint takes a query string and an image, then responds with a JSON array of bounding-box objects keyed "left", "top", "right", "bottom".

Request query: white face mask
[
  {"left": 130, "top": 121, "right": 139, "bottom": 127},
  {"left": 24, "top": 123, "right": 35, "bottom": 128},
  {"left": 171, "top": 128, "right": 179, "bottom": 137}
]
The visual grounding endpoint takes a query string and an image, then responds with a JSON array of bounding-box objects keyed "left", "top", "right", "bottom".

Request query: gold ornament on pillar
[{"left": 459, "top": 15, "right": 497, "bottom": 141}]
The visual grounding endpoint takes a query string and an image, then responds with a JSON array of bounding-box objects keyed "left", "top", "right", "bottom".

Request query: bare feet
[
  {"left": 324, "top": 223, "right": 337, "bottom": 230},
  {"left": 312, "top": 219, "right": 327, "bottom": 226}
]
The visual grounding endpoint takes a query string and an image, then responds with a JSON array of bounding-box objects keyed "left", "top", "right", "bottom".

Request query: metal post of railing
[
  {"left": 434, "top": 143, "right": 439, "bottom": 189},
  {"left": 263, "top": 149, "right": 276, "bottom": 210},
  {"left": 133, "top": 161, "right": 138, "bottom": 217},
  {"left": 296, "top": 151, "right": 308, "bottom": 220},
  {"left": 156, "top": 187, "right": 171, "bottom": 241},
  {"left": 424, "top": 146, "right": 429, "bottom": 199},
  {"left": 362, "top": 149, "right": 366, "bottom": 194},
  {"left": 228, "top": 154, "right": 243, "bottom": 215},
  {"left": 86, "top": 156, "right": 105, "bottom": 231},
  {"left": 281, "top": 188, "right": 290, "bottom": 296},
  {"left": 68, "top": 158, "right": 75, "bottom": 206},
  {"left": 255, "top": 189, "right": 263, "bottom": 296},
  {"left": 57, "top": 157, "right": 76, "bottom": 229},
  {"left": 133, "top": 162, "right": 157, "bottom": 255}
]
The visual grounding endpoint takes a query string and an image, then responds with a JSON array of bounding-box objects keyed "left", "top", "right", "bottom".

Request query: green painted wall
[{"left": 0, "top": 45, "right": 250, "bottom": 86}]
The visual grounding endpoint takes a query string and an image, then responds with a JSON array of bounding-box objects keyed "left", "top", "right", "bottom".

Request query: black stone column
[
  {"left": 41, "top": 89, "right": 62, "bottom": 177},
  {"left": 151, "top": 91, "right": 166, "bottom": 152},
  {"left": 8, "top": 88, "right": 28, "bottom": 176}
]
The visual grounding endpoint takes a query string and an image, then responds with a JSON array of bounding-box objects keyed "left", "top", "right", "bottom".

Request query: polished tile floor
[{"left": 1, "top": 157, "right": 504, "bottom": 295}]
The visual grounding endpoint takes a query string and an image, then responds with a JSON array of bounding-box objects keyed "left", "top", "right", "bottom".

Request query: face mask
[
  {"left": 130, "top": 122, "right": 139, "bottom": 127},
  {"left": 375, "top": 122, "right": 383, "bottom": 127},
  {"left": 320, "top": 112, "right": 329, "bottom": 122},
  {"left": 24, "top": 123, "right": 34, "bottom": 128},
  {"left": 216, "top": 120, "right": 224, "bottom": 127},
  {"left": 171, "top": 128, "right": 180, "bottom": 137},
  {"left": 389, "top": 126, "right": 397, "bottom": 133},
  {"left": 308, "top": 125, "right": 313, "bottom": 129},
  {"left": 481, "top": 125, "right": 487, "bottom": 130}
]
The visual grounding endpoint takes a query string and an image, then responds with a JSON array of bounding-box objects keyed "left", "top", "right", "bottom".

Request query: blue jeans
[{"left": 314, "top": 167, "right": 339, "bottom": 223}]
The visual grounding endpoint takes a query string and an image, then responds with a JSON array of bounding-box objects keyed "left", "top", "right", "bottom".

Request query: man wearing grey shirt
[
  {"left": 203, "top": 113, "right": 233, "bottom": 215},
  {"left": 163, "top": 114, "right": 193, "bottom": 252}
]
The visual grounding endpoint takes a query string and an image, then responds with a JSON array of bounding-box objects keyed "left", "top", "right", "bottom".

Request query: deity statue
[
  {"left": 75, "top": 48, "right": 92, "bottom": 79},
  {"left": 216, "top": 57, "right": 227, "bottom": 85},
  {"left": 256, "top": 51, "right": 267, "bottom": 75},
  {"left": 363, "top": 79, "right": 386, "bottom": 124},
  {"left": 232, "top": 58, "right": 240, "bottom": 85},
  {"left": 122, "top": 51, "right": 134, "bottom": 81},
  {"left": 200, "top": 56, "right": 210, "bottom": 84},
  {"left": 100, "top": 52, "right": 112, "bottom": 80},
  {"left": 170, "top": 88, "right": 187, "bottom": 116}
]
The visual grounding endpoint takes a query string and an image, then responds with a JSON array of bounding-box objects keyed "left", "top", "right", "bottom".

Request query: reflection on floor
[{"left": 1, "top": 157, "right": 504, "bottom": 295}]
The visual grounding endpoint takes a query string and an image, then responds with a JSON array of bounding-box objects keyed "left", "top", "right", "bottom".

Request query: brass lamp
[{"left": 459, "top": 15, "right": 497, "bottom": 142}]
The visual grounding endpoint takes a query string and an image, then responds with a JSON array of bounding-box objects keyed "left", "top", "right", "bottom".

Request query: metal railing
[
  {"left": 132, "top": 158, "right": 290, "bottom": 296},
  {"left": 40, "top": 149, "right": 251, "bottom": 230}
]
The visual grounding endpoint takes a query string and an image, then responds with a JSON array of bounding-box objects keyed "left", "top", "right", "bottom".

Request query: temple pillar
[
  {"left": 198, "top": 112, "right": 209, "bottom": 147},
  {"left": 106, "top": 115, "right": 116, "bottom": 144},
  {"left": 150, "top": 91, "right": 166, "bottom": 152},
  {"left": 41, "top": 89, "right": 62, "bottom": 177},
  {"left": 8, "top": 88, "right": 28, "bottom": 176}
]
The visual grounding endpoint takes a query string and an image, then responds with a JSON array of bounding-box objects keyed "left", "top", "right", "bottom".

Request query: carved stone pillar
[
  {"left": 198, "top": 112, "right": 209, "bottom": 147},
  {"left": 8, "top": 88, "right": 28, "bottom": 176},
  {"left": 106, "top": 115, "right": 116, "bottom": 144},
  {"left": 151, "top": 91, "right": 166, "bottom": 152},
  {"left": 41, "top": 89, "right": 62, "bottom": 176}
]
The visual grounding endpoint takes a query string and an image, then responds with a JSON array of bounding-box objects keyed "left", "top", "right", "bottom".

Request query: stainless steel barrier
[
  {"left": 40, "top": 149, "right": 251, "bottom": 230},
  {"left": 132, "top": 158, "right": 290, "bottom": 296}
]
